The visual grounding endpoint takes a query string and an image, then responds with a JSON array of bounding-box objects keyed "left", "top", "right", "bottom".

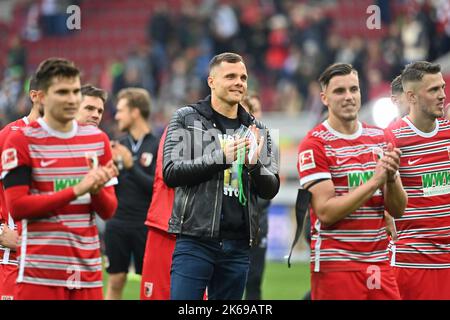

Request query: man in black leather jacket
[{"left": 163, "top": 52, "right": 279, "bottom": 300}]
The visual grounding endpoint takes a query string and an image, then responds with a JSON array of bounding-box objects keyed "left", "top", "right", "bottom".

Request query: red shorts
[
  {"left": 140, "top": 227, "right": 175, "bottom": 300},
  {"left": 14, "top": 283, "right": 103, "bottom": 300},
  {"left": 394, "top": 267, "right": 450, "bottom": 300},
  {"left": 0, "top": 264, "right": 17, "bottom": 300},
  {"left": 311, "top": 267, "right": 401, "bottom": 300}
]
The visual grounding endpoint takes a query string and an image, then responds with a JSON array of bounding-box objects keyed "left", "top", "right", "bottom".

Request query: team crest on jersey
[
  {"left": 372, "top": 147, "right": 384, "bottom": 162},
  {"left": 144, "top": 282, "right": 153, "bottom": 298},
  {"left": 140, "top": 152, "right": 153, "bottom": 167},
  {"left": 1, "top": 148, "right": 18, "bottom": 170},
  {"left": 85, "top": 152, "right": 99, "bottom": 169},
  {"left": 299, "top": 150, "right": 316, "bottom": 172}
]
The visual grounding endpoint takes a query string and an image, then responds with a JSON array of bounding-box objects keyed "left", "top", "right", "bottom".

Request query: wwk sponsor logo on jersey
[
  {"left": 348, "top": 170, "right": 381, "bottom": 194},
  {"left": 54, "top": 178, "right": 82, "bottom": 191},
  {"left": 422, "top": 170, "right": 450, "bottom": 197},
  {"left": 348, "top": 171, "right": 374, "bottom": 188}
]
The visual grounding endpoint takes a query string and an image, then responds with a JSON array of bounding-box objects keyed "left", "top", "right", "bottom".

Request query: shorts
[
  {"left": 14, "top": 283, "right": 103, "bottom": 300},
  {"left": 394, "top": 267, "right": 450, "bottom": 300},
  {"left": 140, "top": 227, "right": 176, "bottom": 300},
  {"left": 104, "top": 220, "right": 148, "bottom": 275},
  {"left": 311, "top": 267, "right": 401, "bottom": 300},
  {"left": 0, "top": 264, "right": 17, "bottom": 300}
]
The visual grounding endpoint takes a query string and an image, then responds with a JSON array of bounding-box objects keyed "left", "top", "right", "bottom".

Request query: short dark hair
[
  {"left": 318, "top": 63, "right": 357, "bottom": 90},
  {"left": 391, "top": 75, "right": 403, "bottom": 95},
  {"left": 35, "top": 58, "right": 80, "bottom": 92},
  {"left": 81, "top": 84, "right": 108, "bottom": 104},
  {"left": 29, "top": 75, "right": 38, "bottom": 92},
  {"left": 401, "top": 61, "right": 441, "bottom": 86},
  {"left": 117, "top": 87, "right": 151, "bottom": 119},
  {"left": 208, "top": 52, "right": 244, "bottom": 74}
]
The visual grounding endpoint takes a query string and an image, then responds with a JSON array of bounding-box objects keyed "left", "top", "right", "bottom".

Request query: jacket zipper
[
  {"left": 247, "top": 172, "right": 253, "bottom": 247},
  {"left": 187, "top": 126, "right": 207, "bottom": 133},
  {"left": 180, "top": 188, "right": 191, "bottom": 231},
  {"left": 211, "top": 177, "right": 221, "bottom": 238}
]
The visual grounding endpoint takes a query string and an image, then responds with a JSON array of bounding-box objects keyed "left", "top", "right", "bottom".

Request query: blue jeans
[{"left": 170, "top": 235, "right": 250, "bottom": 300}]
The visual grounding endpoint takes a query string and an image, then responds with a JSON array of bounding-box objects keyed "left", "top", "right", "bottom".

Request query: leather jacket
[{"left": 163, "top": 96, "right": 280, "bottom": 246}]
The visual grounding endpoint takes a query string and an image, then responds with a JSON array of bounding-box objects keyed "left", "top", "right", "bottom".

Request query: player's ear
[
  {"left": 405, "top": 90, "right": 416, "bottom": 105},
  {"left": 207, "top": 75, "right": 214, "bottom": 90},
  {"left": 320, "top": 91, "right": 328, "bottom": 106}
]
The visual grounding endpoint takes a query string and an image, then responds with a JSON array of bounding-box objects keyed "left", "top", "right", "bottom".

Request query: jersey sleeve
[
  {"left": 1, "top": 129, "right": 31, "bottom": 177},
  {"left": 99, "top": 131, "right": 113, "bottom": 165},
  {"left": 100, "top": 131, "right": 118, "bottom": 187},
  {"left": 297, "top": 137, "right": 331, "bottom": 187}
]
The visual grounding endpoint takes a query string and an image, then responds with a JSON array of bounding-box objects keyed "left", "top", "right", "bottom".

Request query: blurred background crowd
[{"left": 1, "top": 0, "right": 450, "bottom": 133}]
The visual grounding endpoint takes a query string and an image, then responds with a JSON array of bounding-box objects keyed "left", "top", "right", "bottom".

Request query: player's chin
[
  {"left": 342, "top": 113, "right": 358, "bottom": 121},
  {"left": 435, "top": 110, "right": 444, "bottom": 118},
  {"left": 229, "top": 97, "right": 242, "bottom": 105},
  {"left": 63, "top": 114, "right": 77, "bottom": 122},
  {"left": 87, "top": 120, "right": 99, "bottom": 127}
]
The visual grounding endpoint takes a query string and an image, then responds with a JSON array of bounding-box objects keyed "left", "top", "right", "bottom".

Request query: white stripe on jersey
[{"left": 17, "top": 219, "right": 28, "bottom": 283}]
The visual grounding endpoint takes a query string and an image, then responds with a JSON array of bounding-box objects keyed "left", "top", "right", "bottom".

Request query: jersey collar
[
  {"left": 403, "top": 116, "right": 439, "bottom": 138},
  {"left": 323, "top": 120, "right": 363, "bottom": 140},
  {"left": 37, "top": 118, "right": 78, "bottom": 139}
]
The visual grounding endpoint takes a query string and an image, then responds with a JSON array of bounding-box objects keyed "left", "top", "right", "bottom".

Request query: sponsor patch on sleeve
[
  {"left": 1, "top": 148, "right": 18, "bottom": 171},
  {"left": 144, "top": 282, "right": 153, "bottom": 298},
  {"left": 299, "top": 149, "right": 316, "bottom": 172}
]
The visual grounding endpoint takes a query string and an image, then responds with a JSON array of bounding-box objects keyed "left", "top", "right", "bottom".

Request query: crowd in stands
[{"left": 1, "top": 0, "right": 450, "bottom": 135}]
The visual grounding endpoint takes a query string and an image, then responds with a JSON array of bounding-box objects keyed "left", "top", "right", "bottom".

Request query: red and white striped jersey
[
  {"left": 298, "top": 120, "right": 390, "bottom": 272},
  {"left": 0, "top": 117, "right": 28, "bottom": 266},
  {"left": 386, "top": 117, "right": 450, "bottom": 268},
  {"left": 3, "top": 118, "right": 115, "bottom": 288}
]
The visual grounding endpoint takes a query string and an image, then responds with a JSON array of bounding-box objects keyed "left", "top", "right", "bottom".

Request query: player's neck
[
  {"left": 27, "top": 106, "right": 41, "bottom": 123},
  {"left": 129, "top": 119, "right": 150, "bottom": 141},
  {"left": 211, "top": 96, "right": 238, "bottom": 119},
  {"left": 327, "top": 116, "right": 359, "bottom": 135},
  {"left": 409, "top": 112, "right": 436, "bottom": 133},
  {"left": 43, "top": 115, "right": 74, "bottom": 132}
]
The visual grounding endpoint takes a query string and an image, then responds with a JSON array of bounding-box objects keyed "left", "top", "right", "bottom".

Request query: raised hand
[
  {"left": 111, "top": 142, "right": 133, "bottom": 169},
  {"left": 380, "top": 143, "right": 401, "bottom": 181},
  {"left": 246, "top": 125, "right": 264, "bottom": 166},
  {"left": 0, "top": 225, "right": 19, "bottom": 250},
  {"left": 224, "top": 137, "right": 249, "bottom": 164},
  {"left": 74, "top": 160, "right": 119, "bottom": 196}
]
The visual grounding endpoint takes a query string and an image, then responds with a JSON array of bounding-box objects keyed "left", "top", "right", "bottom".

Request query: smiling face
[
  {"left": 41, "top": 76, "right": 81, "bottom": 125},
  {"left": 321, "top": 71, "right": 361, "bottom": 123},
  {"left": 77, "top": 95, "right": 104, "bottom": 126},
  {"left": 208, "top": 61, "right": 248, "bottom": 107}
]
